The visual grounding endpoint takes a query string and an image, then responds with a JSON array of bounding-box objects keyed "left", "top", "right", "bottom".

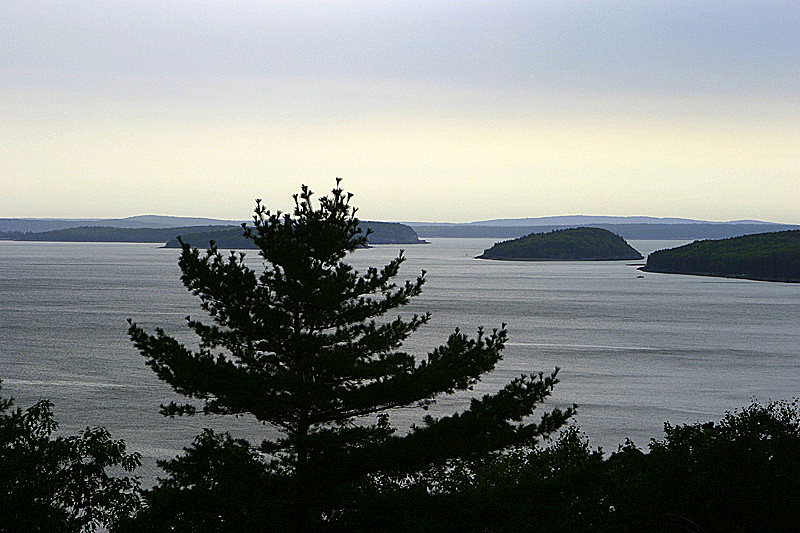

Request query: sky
[{"left": 2, "top": 0, "right": 798, "bottom": 223}]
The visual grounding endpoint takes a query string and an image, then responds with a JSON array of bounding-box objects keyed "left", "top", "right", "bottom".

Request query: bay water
[{"left": 1, "top": 238, "right": 799, "bottom": 485}]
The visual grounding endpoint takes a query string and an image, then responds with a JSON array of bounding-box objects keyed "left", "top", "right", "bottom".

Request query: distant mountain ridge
[
  {"left": 466, "top": 216, "right": 773, "bottom": 226},
  {"left": 0, "top": 225, "right": 237, "bottom": 243},
  {"left": 2, "top": 215, "right": 783, "bottom": 234},
  {"left": 411, "top": 223, "right": 800, "bottom": 241},
  {"left": 3, "top": 215, "right": 784, "bottom": 234},
  {"left": 3, "top": 215, "right": 795, "bottom": 242},
  {"left": 403, "top": 216, "right": 775, "bottom": 227},
  {"left": 0, "top": 216, "right": 244, "bottom": 233}
]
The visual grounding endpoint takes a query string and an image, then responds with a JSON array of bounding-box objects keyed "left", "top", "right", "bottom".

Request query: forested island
[
  {"left": 0, "top": 221, "right": 426, "bottom": 247},
  {"left": 641, "top": 230, "right": 800, "bottom": 282},
  {"left": 477, "top": 227, "right": 643, "bottom": 261},
  {"left": 163, "top": 221, "right": 426, "bottom": 248},
  {"left": 0, "top": 225, "right": 235, "bottom": 243}
]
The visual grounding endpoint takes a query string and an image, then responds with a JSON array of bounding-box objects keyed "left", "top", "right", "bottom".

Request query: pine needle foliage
[{"left": 128, "top": 180, "right": 574, "bottom": 529}]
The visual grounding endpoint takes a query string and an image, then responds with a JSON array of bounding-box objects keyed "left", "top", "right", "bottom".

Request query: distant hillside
[
  {"left": 413, "top": 223, "right": 800, "bottom": 240},
  {"left": 4, "top": 216, "right": 794, "bottom": 240},
  {"left": 464, "top": 215, "right": 775, "bottom": 226},
  {"left": 164, "top": 221, "right": 426, "bottom": 249},
  {"left": 477, "top": 227, "right": 643, "bottom": 261},
  {"left": 6, "top": 214, "right": 796, "bottom": 242},
  {"left": 113, "top": 215, "right": 245, "bottom": 228},
  {"left": 0, "top": 226, "right": 238, "bottom": 243},
  {"left": 0, "top": 222, "right": 425, "bottom": 247},
  {"left": 640, "top": 230, "right": 800, "bottom": 282},
  {"left": 467, "top": 215, "right": 724, "bottom": 226},
  {"left": 0, "top": 216, "right": 243, "bottom": 233}
]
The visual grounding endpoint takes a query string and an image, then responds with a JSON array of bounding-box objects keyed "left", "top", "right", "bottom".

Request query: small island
[
  {"left": 165, "top": 221, "right": 427, "bottom": 249},
  {"left": 476, "top": 227, "right": 643, "bottom": 261},
  {"left": 640, "top": 229, "right": 800, "bottom": 282}
]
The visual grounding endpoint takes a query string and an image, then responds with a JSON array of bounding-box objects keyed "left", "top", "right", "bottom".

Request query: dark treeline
[
  {"left": 6, "top": 387, "right": 799, "bottom": 532},
  {"left": 345, "top": 401, "right": 800, "bottom": 533},
  {"left": 642, "top": 229, "right": 800, "bottom": 282}
]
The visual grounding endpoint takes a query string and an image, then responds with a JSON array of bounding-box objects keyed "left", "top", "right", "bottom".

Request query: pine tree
[{"left": 128, "top": 180, "right": 574, "bottom": 529}]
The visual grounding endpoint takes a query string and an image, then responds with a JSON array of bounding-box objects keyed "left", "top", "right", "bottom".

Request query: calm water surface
[{"left": 1, "top": 238, "right": 799, "bottom": 484}]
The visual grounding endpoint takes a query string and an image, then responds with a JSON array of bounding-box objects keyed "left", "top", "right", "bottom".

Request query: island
[
  {"left": 476, "top": 227, "right": 643, "bottom": 261},
  {"left": 164, "top": 221, "right": 427, "bottom": 249},
  {"left": 640, "top": 230, "right": 800, "bottom": 282},
  {"left": 0, "top": 225, "right": 236, "bottom": 243},
  {"left": 0, "top": 221, "right": 426, "bottom": 247}
]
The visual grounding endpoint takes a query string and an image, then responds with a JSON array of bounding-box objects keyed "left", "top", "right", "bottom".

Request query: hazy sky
[{"left": 2, "top": 1, "right": 798, "bottom": 222}]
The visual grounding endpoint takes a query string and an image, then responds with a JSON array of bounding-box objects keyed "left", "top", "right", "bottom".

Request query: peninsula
[
  {"left": 477, "top": 227, "right": 643, "bottom": 261},
  {"left": 640, "top": 230, "right": 800, "bottom": 282}
]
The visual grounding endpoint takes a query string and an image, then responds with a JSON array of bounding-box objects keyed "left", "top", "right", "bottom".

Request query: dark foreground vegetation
[
  {"left": 0, "top": 383, "right": 141, "bottom": 532},
  {"left": 478, "top": 227, "right": 643, "bottom": 261},
  {"left": 4, "top": 387, "right": 800, "bottom": 532},
  {"left": 642, "top": 229, "right": 800, "bottom": 282}
]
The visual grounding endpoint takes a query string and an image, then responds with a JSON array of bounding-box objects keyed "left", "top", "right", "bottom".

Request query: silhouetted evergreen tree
[{"left": 128, "top": 180, "right": 573, "bottom": 530}]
